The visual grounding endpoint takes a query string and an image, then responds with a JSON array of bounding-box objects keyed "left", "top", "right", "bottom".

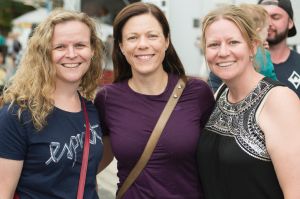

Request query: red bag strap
[
  {"left": 77, "top": 97, "right": 91, "bottom": 199},
  {"left": 14, "top": 193, "right": 19, "bottom": 199}
]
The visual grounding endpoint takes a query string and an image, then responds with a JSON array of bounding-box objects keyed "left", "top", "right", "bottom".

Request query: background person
[
  {"left": 259, "top": 0, "right": 300, "bottom": 97},
  {"left": 95, "top": 2, "right": 215, "bottom": 199},
  {"left": 197, "top": 5, "right": 300, "bottom": 199},
  {"left": 0, "top": 9, "right": 104, "bottom": 199},
  {"left": 240, "top": 3, "right": 277, "bottom": 80}
]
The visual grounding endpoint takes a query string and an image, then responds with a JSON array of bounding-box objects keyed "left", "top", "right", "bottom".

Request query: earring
[{"left": 249, "top": 55, "right": 254, "bottom": 61}]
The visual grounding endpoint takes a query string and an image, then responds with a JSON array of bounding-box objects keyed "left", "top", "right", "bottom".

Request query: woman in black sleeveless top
[{"left": 197, "top": 5, "right": 300, "bottom": 199}]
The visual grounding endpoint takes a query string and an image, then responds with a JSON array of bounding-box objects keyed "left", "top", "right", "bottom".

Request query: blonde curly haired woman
[{"left": 0, "top": 9, "right": 104, "bottom": 199}]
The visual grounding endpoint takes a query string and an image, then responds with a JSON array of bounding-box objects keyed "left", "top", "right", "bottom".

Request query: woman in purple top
[{"left": 95, "top": 2, "right": 215, "bottom": 198}]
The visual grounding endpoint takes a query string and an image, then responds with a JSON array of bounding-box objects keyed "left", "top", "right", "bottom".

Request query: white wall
[
  {"left": 168, "top": 0, "right": 203, "bottom": 76},
  {"left": 142, "top": 0, "right": 203, "bottom": 76},
  {"left": 286, "top": 0, "right": 300, "bottom": 46}
]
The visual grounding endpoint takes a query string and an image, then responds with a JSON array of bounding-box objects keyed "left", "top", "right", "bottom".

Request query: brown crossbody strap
[{"left": 116, "top": 78, "right": 186, "bottom": 199}]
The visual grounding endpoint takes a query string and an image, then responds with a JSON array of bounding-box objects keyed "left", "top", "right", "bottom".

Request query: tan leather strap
[{"left": 116, "top": 78, "right": 186, "bottom": 199}]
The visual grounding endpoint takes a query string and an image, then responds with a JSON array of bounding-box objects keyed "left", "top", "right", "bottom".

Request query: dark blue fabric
[
  {"left": 273, "top": 50, "right": 300, "bottom": 97},
  {"left": 0, "top": 98, "right": 103, "bottom": 199}
]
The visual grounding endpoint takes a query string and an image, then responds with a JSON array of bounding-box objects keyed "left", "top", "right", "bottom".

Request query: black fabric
[{"left": 197, "top": 77, "right": 285, "bottom": 199}]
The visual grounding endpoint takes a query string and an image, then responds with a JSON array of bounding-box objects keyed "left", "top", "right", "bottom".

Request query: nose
[
  {"left": 218, "top": 43, "right": 229, "bottom": 57},
  {"left": 65, "top": 46, "right": 77, "bottom": 58},
  {"left": 137, "top": 36, "right": 149, "bottom": 49}
]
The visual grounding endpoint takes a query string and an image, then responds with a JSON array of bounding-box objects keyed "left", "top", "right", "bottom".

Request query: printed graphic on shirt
[
  {"left": 288, "top": 71, "right": 300, "bottom": 89},
  {"left": 45, "top": 123, "right": 102, "bottom": 166}
]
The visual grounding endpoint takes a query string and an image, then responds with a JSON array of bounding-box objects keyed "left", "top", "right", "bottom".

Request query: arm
[
  {"left": 258, "top": 87, "right": 300, "bottom": 199},
  {"left": 97, "top": 135, "right": 114, "bottom": 173},
  {"left": 0, "top": 158, "right": 23, "bottom": 199}
]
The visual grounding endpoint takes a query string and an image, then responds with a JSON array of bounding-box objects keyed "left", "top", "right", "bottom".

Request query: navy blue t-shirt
[
  {"left": 273, "top": 50, "right": 300, "bottom": 97},
  {"left": 0, "top": 99, "right": 103, "bottom": 199}
]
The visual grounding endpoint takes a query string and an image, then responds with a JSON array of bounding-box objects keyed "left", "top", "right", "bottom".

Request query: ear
[
  {"left": 165, "top": 35, "right": 170, "bottom": 51},
  {"left": 288, "top": 18, "right": 294, "bottom": 30},
  {"left": 91, "top": 49, "right": 95, "bottom": 58},
  {"left": 251, "top": 39, "right": 259, "bottom": 57},
  {"left": 119, "top": 42, "right": 124, "bottom": 54}
]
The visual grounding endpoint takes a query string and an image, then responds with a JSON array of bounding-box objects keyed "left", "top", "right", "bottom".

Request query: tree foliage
[{"left": 0, "top": 0, "right": 35, "bottom": 35}]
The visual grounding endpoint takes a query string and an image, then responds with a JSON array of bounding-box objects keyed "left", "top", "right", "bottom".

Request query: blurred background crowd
[{"left": 1, "top": 0, "right": 299, "bottom": 95}]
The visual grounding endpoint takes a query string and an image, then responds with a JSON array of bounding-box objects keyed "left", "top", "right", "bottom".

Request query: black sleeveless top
[{"left": 197, "top": 77, "right": 284, "bottom": 199}]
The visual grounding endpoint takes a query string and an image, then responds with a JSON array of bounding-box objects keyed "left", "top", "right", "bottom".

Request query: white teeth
[
  {"left": 136, "top": 55, "right": 152, "bottom": 60},
  {"left": 62, "top": 63, "right": 80, "bottom": 68},
  {"left": 217, "top": 62, "right": 234, "bottom": 67}
]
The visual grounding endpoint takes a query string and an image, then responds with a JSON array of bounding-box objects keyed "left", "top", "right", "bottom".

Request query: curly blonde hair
[{"left": 1, "top": 9, "right": 104, "bottom": 131}]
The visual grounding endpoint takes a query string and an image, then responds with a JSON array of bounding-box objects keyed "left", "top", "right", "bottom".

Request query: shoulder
[
  {"left": 261, "top": 86, "right": 299, "bottom": 121},
  {"left": 186, "top": 77, "right": 213, "bottom": 93},
  {"left": 289, "top": 50, "right": 300, "bottom": 63},
  {"left": 96, "top": 82, "right": 126, "bottom": 98},
  {"left": 291, "top": 49, "right": 300, "bottom": 58},
  {"left": 0, "top": 104, "right": 16, "bottom": 121},
  {"left": 0, "top": 103, "right": 33, "bottom": 128},
  {"left": 267, "top": 86, "right": 298, "bottom": 105},
  {"left": 95, "top": 81, "right": 128, "bottom": 107},
  {"left": 183, "top": 77, "right": 215, "bottom": 105},
  {"left": 0, "top": 103, "right": 24, "bottom": 123}
]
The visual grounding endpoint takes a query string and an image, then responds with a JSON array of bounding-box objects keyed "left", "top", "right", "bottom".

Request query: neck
[
  {"left": 129, "top": 71, "right": 169, "bottom": 95},
  {"left": 269, "top": 40, "right": 291, "bottom": 64},
  {"left": 53, "top": 81, "right": 81, "bottom": 112},
  {"left": 225, "top": 71, "right": 263, "bottom": 103}
]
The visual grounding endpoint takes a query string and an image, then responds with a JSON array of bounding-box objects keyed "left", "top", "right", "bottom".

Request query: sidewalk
[{"left": 97, "top": 158, "right": 118, "bottom": 199}]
